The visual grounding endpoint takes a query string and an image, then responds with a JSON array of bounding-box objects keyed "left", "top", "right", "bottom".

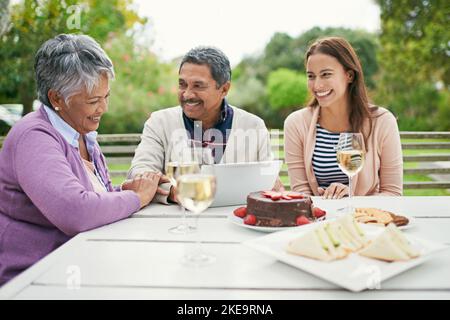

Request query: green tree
[
  {"left": 261, "top": 33, "right": 303, "bottom": 79},
  {"left": 228, "top": 75, "right": 267, "bottom": 119},
  {"left": 374, "top": 0, "right": 450, "bottom": 130},
  {"left": 237, "top": 27, "right": 379, "bottom": 88},
  {"left": 0, "top": 0, "right": 9, "bottom": 36},
  {"left": 267, "top": 68, "right": 308, "bottom": 110},
  {"left": 263, "top": 68, "right": 308, "bottom": 127},
  {"left": 100, "top": 33, "right": 178, "bottom": 134},
  {"left": 0, "top": 0, "right": 145, "bottom": 116}
]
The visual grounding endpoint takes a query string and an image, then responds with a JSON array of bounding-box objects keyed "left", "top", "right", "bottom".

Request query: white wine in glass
[
  {"left": 166, "top": 161, "right": 200, "bottom": 187},
  {"left": 176, "top": 173, "right": 216, "bottom": 267},
  {"left": 166, "top": 160, "right": 200, "bottom": 234},
  {"left": 335, "top": 133, "right": 365, "bottom": 214},
  {"left": 336, "top": 149, "right": 365, "bottom": 177}
]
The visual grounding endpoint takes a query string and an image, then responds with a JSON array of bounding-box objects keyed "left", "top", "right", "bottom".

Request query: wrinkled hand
[
  {"left": 318, "top": 183, "right": 349, "bottom": 199},
  {"left": 123, "top": 173, "right": 171, "bottom": 197},
  {"left": 122, "top": 172, "right": 161, "bottom": 208}
]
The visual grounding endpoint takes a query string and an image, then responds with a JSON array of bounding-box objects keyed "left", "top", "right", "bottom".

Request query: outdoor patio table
[{"left": 1, "top": 196, "right": 449, "bottom": 300}]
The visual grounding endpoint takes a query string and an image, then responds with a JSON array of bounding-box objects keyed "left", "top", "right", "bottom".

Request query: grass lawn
[{"left": 109, "top": 164, "right": 129, "bottom": 186}]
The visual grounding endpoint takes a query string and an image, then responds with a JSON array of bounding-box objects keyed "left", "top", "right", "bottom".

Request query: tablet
[{"left": 201, "top": 160, "right": 283, "bottom": 207}]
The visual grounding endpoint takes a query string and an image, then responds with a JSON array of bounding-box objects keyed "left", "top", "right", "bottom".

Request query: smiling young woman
[{"left": 284, "top": 37, "right": 403, "bottom": 199}]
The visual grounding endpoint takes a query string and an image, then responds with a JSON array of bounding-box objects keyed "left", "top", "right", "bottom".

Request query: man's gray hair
[
  {"left": 179, "top": 46, "right": 231, "bottom": 88},
  {"left": 34, "top": 34, "right": 114, "bottom": 107}
]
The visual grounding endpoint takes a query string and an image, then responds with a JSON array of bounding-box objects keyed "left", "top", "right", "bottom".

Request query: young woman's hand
[{"left": 318, "top": 183, "right": 349, "bottom": 199}]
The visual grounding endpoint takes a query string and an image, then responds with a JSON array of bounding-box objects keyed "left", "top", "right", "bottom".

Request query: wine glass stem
[
  {"left": 180, "top": 205, "right": 187, "bottom": 226},
  {"left": 348, "top": 175, "right": 353, "bottom": 214},
  {"left": 194, "top": 213, "right": 201, "bottom": 253}
]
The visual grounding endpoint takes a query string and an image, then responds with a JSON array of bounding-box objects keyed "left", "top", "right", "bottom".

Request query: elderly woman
[{"left": 0, "top": 34, "right": 165, "bottom": 285}]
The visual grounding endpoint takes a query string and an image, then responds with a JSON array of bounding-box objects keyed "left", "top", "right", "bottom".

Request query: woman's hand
[
  {"left": 123, "top": 172, "right": 161, "bottom": 208},
  {"left": 123, "top": 173, "right": 171, "bottom": 197},
  {"left": 318, "top": 183, "right": 349, "bottom": 199},
  {"left": 272, "top": 177, "right": 286, "bottom": 192}
]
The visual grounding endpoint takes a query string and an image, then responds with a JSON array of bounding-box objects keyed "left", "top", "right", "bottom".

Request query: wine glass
[
  {"left": 166, "top": 141, "right": 200, "bottom": 234},
  {"left": 335, "top": 133, "right": 365, "bottom": 214},
  {"left": 176, "top": 173, "right": 217, "bottom": 267}
]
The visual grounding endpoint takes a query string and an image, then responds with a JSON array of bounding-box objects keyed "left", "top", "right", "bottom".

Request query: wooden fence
[{"left": 1, "top": 131, "right": 450, "bottom": 189}]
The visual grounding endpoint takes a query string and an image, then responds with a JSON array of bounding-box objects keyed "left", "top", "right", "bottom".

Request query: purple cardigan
[{"left": 0, "top": 107, "right": 140, "bottom": 285}]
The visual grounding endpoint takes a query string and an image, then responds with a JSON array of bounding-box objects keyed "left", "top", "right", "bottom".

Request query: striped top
[{"left": 312, "top": 124, "right": 349, "bottom": 188}]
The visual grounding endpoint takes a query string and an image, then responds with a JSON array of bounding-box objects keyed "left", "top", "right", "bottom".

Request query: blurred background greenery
[
  {"left": 0, "top": 0, "right": 450, "bottom": 134},
  {"left": 1, "top": 0, "right": 449, "bottom": 196},
  {"left": 0, "top": 0, "right": 448, "bottom": 135}
]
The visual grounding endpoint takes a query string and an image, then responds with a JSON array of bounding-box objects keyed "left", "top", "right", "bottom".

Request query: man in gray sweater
[{"left": 128, "top": 46, "right": 277, "bottom": 204}]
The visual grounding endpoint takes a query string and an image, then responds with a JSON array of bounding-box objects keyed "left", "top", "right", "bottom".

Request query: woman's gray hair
[
  {"left": 34, "top": 34, "right": 114, "bottom": 107},
  {"left": 179, "top": 46, "right": 231, "bottom": 88}
]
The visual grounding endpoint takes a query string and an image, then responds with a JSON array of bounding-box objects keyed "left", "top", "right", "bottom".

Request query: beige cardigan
[
  {"left": 128, "top": 105, "right": 272, "bottom": 203},
  {"left": 284, "top": 106, "right": 403, "bottom": 196}
]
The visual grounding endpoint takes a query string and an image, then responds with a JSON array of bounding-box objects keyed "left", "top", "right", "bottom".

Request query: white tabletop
[{"left": 1, "top": 196, "right": 450, "bottom": 300}]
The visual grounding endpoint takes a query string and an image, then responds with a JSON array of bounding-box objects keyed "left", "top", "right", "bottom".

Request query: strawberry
[
  {"left": 244, "top": 214, "right": 257, "bottom": 225},
  {"left": 233, "top": 207, "right": 247, "bottom": 218},
  {"left": 296, "top": 216, "right": 311, "bottom": 226},
  {"left": 285, "top": 192, "right": 304, "bottom": 199},
  {"left": 313, "top": 207, "right": 326, "bottom": 218},
  {"left": 262, "top": 191, "right": 277, "bottom": 198},
  {"left": 271, "top": 194, "right": 282, "bottom": 201}
]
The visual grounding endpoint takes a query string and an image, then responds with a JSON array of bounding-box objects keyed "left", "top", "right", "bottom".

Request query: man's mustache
[{"left": 182, "top": 99, "right": 203, "bottom": 104}]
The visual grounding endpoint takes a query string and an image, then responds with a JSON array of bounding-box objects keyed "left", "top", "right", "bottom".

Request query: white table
[{"left": 1, "top": 196, "right": 450, "bottom": 300}]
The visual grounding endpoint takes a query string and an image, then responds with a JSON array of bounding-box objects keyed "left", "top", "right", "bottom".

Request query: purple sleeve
[{"left": 13, "top": 129, "right": 141, "bottom": 236}]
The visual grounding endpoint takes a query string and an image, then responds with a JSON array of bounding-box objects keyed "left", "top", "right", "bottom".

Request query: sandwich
[
  {"left": 286, "top": 214, "right": 366, "bottom": 261},
  {"left": 358, "top": 223, "right": 420, "bottom": 261}
]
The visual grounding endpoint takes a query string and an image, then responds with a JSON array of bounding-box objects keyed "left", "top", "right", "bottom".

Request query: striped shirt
[{"left": 312, "top": 124, "right": 349, "bottom": 188}]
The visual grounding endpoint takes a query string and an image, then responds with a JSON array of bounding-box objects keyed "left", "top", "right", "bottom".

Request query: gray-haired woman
[{"left": 0, "top": 34, "right": 167, "bottom": 286}]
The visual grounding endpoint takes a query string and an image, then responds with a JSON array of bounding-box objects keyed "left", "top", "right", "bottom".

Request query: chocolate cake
[{"left": 246, "top": 191, "right": 313, "bottom": 227}]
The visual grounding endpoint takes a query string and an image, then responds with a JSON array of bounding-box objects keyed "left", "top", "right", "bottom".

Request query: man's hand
[
  {"left": 157, "top": 175, "right": 171, "bottom": 196},
  {"left": 168, "top": 184, "right": 179, "bottom": 204}
]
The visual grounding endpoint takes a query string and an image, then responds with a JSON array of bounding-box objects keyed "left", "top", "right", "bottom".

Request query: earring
[{"left": 55, "top": 107, "right": 60, "bottom": 111}]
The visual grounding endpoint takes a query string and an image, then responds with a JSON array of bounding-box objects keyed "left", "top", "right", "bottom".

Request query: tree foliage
[
  {"left": 267, "top": 68, "right": 308, "bottom": 110},
  {"left": 234, "top": 27, "right": 379, "bottom": 88},
  {"left": 100, "top": 34, "right": 178, "bottom": 134},
  {"left": 0, "top": 0, "right": 145, "bottom": 115},
  {"left": 0, "top": 0, "right": 9, "bottom": 36},
  {"left": 374, "top": 0, "right": 450, "bottom": 130}
]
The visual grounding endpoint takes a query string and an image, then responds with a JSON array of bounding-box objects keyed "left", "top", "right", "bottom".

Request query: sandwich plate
[{"left": 243, "top": 221, "right": 449, "bottom": 292}]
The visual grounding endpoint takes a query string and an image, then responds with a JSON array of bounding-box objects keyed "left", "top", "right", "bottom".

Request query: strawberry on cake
[{"left": 233, "top": 191, "right": 326, "bottom": 227}]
